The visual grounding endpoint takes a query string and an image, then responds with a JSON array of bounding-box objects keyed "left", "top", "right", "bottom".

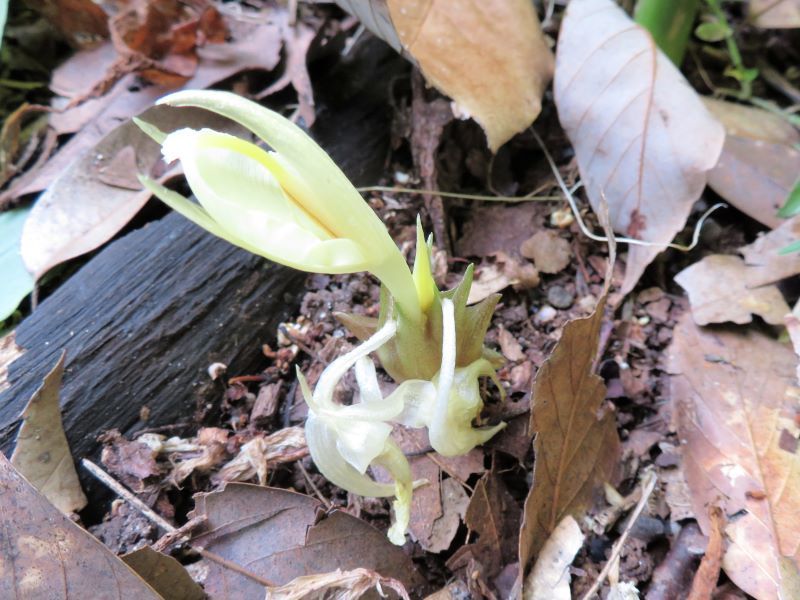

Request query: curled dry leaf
[
  {"left": 189, "top": 484, "right": 423, "bottom": 597},
  {"left": 554, "top": 0, "right": 724, "bottom": 293},
  {"left": 524, "top": 515, "right": 584, "bottom": 600},
  {"left": 10, "top": 351, "right": 87, "bottom": 514},
  {"left": 264, "top": 567, "right": 410, "bottom": 600},
  {"left": 704, "top": 98, "right": 800, "bottom": 229},
  {"left": 668, "top": 316, "right": 800, "bottom": 600},
  {"left": 0, "top": 453, "right": 161, "bottom": 598},
  {"left": 518, "top": 291, "right": 620, "bottom": 574},
  {"left": 386, "top": 0, "right": 554, "bottom": 151},
  {"left": 749, "top": 0, "right": 800, "bottom": 28},
  {"left": 675, "top": 254, "right": 790, "bottom": 326},
  {"left": 211, "top": 426, "right": 308, "bottom": 486}
]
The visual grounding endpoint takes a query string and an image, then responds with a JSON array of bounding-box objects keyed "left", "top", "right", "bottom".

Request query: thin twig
[
  {"left": 297, "top": 460, "right": 333, "bottom": 509},
  {"left": 579, "top": 470, "right": 658, "bottom": 600},
  {"left": 357, "top": 185, "right": 561, "bottom": 203},
  {"left": 81, "top": 459, "right": 277, "bottom": 588}
]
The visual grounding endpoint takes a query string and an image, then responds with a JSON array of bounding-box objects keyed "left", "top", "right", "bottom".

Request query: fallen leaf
[
  {"left": 447, "top": 469, "right": 521, "bottom": 581},
  {"left": 121, "top": 546, "right": 206, "bottom": 600},
  {"left": 387, "top": 0, "right": 554, "bottom": 151},
  {"left": 0, "top": 206, "right": 34, "bottom": 321},
  {"left": 498, "top": 326, "right": 526, "bottom": 362},
  {"left": 468, "top": 253, "right": 540, "bottom": 304},
  {"left": 554, "top": 0, "right": 724, "bottom": 293},
  {"left": 2, "top": 10, "right": 285, "bottom": 203},
  {"left": 704, "top": 98, "right": 800, "bottom": 229},
  {"left": 524, "top": 515, "right": 584, "bottom": 600},
  {"left": 457, "top": 203, "right": 543, "bottom": 259},
  {"left": 675, "top": 254, "right": 790, "bottom": 326},
  {"left": 687, "top": 506, "right": 724, "bottom": 600},
  {"left": 749, "top": 0, "right": 800, "bottom": 28},
  {"left": 20, "top": 105, "right": 242, "bottom": 279},
  {"left": 520, "top": 230, "right": 572, "bottom": 275},
  {"left": 10, "top": 351, "right": 87, "bottom": 514},
  {"left": 668, "top": 316, "right": 800, "bottom": 600},
  {"left": 0, "top": 453, "right": 161, "bottom": 598},
  {"left": 425, "top": 478, "right": 470, "bottom": 554},
  {"left": 265, "top": 568, "right": 410, "bottom": 600},
  {"left": 786, "top": 312, "right": 800, "bottom": 383},
  {"left": 190, "top": 484, "right": 423, "bottom": 596},
  {"left": 0, "top": 331, "right": 24, "bottom": 395},
  {"left": 518, "top": 294, "right": 620, "bottom": 573},
  {"left": 740, "top": 216, "right": 800, "bottom": 287}
]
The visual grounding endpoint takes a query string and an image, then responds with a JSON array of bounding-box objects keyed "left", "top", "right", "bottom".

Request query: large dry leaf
[
  {"left": 704, "top": 98, "right": 800, "bottom": 229},
  {"left": 9, "top": 351, "right": 87, "bottom": 514},
  {"left": 386, "top": 0, "right": 554, "bottom": 151},
  {"left": 668, "top": 317, "right": 800, "bottom": 600},
  {"left": 750, "top": 0, "right": 800, "bottom": 28},
  {"left": 20, "top": 106, "right": 242, "bottom": 279},
  {"left": 554, "top": 0, "right": 724, "bottom": 293},
  {"left": 121, "top": 546, "right": 205, "bottom": 600},
  {"left": 524, "top": 516, "right": 584, "bottom": 600},
  {"left": 190, "top": 484, "right": 423, "bottom": 598},
  {"left": 0, "top": 453, "right": 161, "bottom": 599},
  {"left": 740, "top": 216, "right": 800, "bottom": 287},
  {"left": 675, "top": 254, "right": 790, "bottom": 326},
  {"left": 518, "top": 294, "right": 620, "bottom": 575}
]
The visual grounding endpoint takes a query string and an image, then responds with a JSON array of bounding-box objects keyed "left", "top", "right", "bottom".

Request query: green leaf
[
  {"left": 725, "top": 65, "right": 759, "bottom": 83},
  {"left": 695, "top": 21, "right": 731, "bottom": 42},
  {"left": 0, "top": 207, "right": 35, "bottom": 321},
  {"left": 777, "top": 179, "right": 800, "bottom": 219},
  {"left": 779, "top": 239, "right": 800, "bottom": 256}
]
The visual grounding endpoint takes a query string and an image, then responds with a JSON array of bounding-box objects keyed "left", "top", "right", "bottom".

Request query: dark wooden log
[{"left": 0, "top": 37, "right": 405, "bottom": 475}]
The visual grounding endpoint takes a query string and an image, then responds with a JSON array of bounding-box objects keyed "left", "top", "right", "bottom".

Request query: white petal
[
  {"left": 304, "top": 416, "right": 395, "bottom": 498},
  {"left": 391, "top": 380, "right": 437, "bottom": 428},
  {"left": 333, "top": 418, "right": 393, "bottom": 473}
]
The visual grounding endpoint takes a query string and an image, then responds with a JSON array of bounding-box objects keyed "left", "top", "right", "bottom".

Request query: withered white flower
[{"left": 298, "top": 320, "right": 413, "bottom": 545}]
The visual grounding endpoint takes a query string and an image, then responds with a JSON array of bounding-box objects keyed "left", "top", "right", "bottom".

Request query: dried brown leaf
[
  {"left": 518, "top": 294, "right": 620, "bottom": 573},
  {"left": 265, "top": 567, "right": 410, "bottom": 600},
  {"left": 122, "top": 546, "right": 205, "bottom": 600},
  {"left": 447, "top": 469, "right": 521, "bottom": 580},
  {"left": 211, "top": 427, "right": 307, "bottom": 486},
  {"left": 740, "top": 216, "right": 800, "bottom": 287},
  {"left": 749, "top": 0, "right": 800, "bottom": 28},
  {"left": 0, "top": 453, "right": 161, "bottom": 598},
  {"left": 520, "top": 230, "right": 572, "bottom": 275},
  {"left": 498, "top": 326, "right": 525, "bottom": 362},
  {"left": 387, "top": 0, "right": 554, "bottom": 151},
  {"left": 25, "top": 0, "right": 109, "bottom": 48},
  {"left": 554, "top": 0, "right": 724, "bottom": 293},
  {"left": 675, "top": 254, "right": 790, "bottom": 326},
  {"left": 10, "top": 351, "right": 87, "bottom": 514},
  {"left": 524, "top": 515, "right": 584, "bottom": 600},
  {"left": 704, "top": 98, "right": 800, "bottom": 229},
  {"left": 190, "top": 484, "right": 423, "bottom": 597},
  {"left": 668, "top": 317, "right": 800, "bottom": 599},
  {"left": 425, "top": 478, "right": 470, "bottom": 554}
]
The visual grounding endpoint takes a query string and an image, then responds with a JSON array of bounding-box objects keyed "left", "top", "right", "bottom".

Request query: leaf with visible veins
[
  {"left": 669, "top": 316, "right": 800, "bottom": 600},
  {"left": 554, "top": 0, "right": 724, "bottom": 293}
]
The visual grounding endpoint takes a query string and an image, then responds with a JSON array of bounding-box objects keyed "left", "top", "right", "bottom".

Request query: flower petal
[{"left": 304, "top": 415, "right": 395, "bottom": 498}]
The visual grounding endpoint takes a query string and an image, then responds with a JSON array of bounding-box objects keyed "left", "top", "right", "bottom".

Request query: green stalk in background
[{"left": 635, "top": 0, "right": 700, "bottom": 65}]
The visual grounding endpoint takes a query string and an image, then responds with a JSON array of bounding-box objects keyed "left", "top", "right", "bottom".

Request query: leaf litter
[{"left": 3, "top": 1, "right": 800, "bottom": 598}]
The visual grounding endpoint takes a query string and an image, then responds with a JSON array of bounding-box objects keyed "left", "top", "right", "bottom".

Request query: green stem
[
  {"left": 635, "top": 0, "right": 700, "bottom": 65},
  {"left": 704, "top": 0, "right": 753, "bottom": 99}
]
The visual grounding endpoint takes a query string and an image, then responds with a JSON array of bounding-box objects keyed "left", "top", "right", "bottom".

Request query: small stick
[
  {"left": 81, "top": 459, "right": 276, "bottom": 588},
  {"left": 579, "top": 469, "right": 658, "bottom": 600},
  {"left": 297, "top": 460, "right": 332, "bottom": 509}
]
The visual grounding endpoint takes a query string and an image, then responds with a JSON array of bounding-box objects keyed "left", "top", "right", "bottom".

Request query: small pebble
[
  {"left": 547, "top": 285, "right": 574, "bottom": 309},
  {"left": 535, "top": 305, "right": 557, "bottom": 324}
]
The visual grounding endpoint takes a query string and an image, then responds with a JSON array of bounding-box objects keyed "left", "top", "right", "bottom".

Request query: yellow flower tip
[
  {"left": 134, "top": 117, "right": 167, "bottom": 145},
  {"left": 412, "top": 216, "right": 435, "bottom": 312}
]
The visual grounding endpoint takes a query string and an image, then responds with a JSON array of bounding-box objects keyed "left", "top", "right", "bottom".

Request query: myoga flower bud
[{"left": 136, "top": 90, "right": 421, "bottom": 322}]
